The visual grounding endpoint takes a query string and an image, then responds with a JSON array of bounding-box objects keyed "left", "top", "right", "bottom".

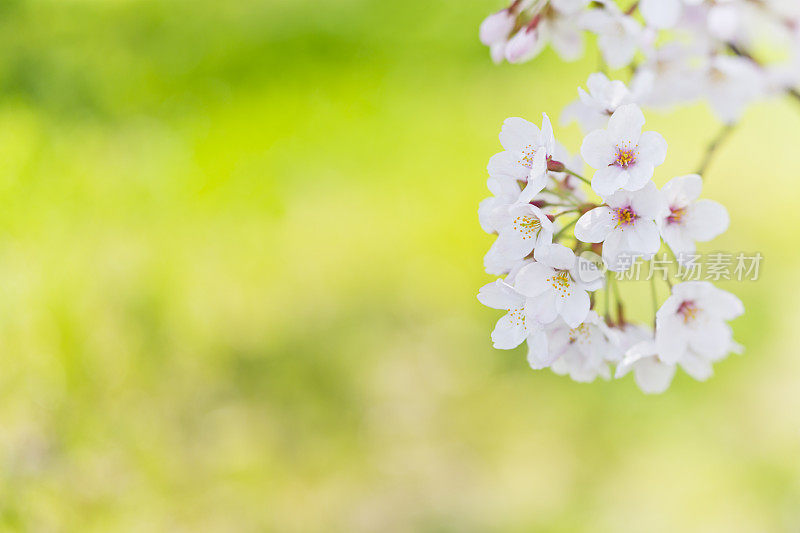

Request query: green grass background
[{"left": 0, "top": 0, "right": 797, "bottom": 530}]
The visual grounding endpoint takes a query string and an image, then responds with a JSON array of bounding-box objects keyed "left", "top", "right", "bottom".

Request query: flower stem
[{"left": 563, "top": 168, "right": 592, "bottom": 187}]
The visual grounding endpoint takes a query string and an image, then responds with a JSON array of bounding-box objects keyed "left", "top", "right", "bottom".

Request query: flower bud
[
  {"left": 479, "top": 10, "right": 515, "bottom": 46},
  {"left": 504, "top": 28, "right": 543, "bottom": 64}
]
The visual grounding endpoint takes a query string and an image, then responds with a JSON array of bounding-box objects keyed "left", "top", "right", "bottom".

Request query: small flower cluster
[
  {"left": 478, "top": 94, "right": 743, "bottom": 393},
  {"left": 480, "top": 0, "right": 800, "bottom": 124}
]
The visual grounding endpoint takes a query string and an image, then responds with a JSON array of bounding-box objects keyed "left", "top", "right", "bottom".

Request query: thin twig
[{"left": 696, "top": 124, "right": 734, "bottom": 177}]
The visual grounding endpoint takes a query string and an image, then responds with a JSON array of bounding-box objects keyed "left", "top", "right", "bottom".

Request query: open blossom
[
  {"left": 546, "top": 312, "right": 617, "bottom": 382},
  {"left": 488, "top": 114, "right": 555, "bottom": 202},
  {"left": 490, "top": 203, "right": 555, "bottom": 266},
  {"left": 658, "top": 174, "right": 729, "bottom": 259},
  {"left": 574, "top": 181, "right": 664, "bottom": 271},
  {"left": 698, "top": 55, "right": 764, "bottom": 124},
  {"left": 655, "top": 281, "right": 744, "bottom": 364},
  {"left": 580, "top": 0, "right": 643, "bottom": 69},
  {"left": 478, "top": 279, "right": 542, "bottom": 350},
  {"left": 561, "top": 72, "right": 650, "bottom": 133},
  {"left": 513, "top": 244, "right": 603, "bottom": 328},
  {"left": 580, "top": 104, "right": 667, "bottom": 197}
]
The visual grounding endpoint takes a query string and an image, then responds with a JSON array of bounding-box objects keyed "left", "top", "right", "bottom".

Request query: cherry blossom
[
  {"left": 657, "top": 174, "right": 729, "bottom": 259},
  {"left": 580, "top": 104, "right": 667, "bottom": 197},
  {"left": 513, "top": 244, "right": 603, "bottom": 328},
  {"left": 655, "top": 281, "right": 744, "bottom": 365},
  {"left": 574, "top": 181, "right": 664, "bottom": 270}
]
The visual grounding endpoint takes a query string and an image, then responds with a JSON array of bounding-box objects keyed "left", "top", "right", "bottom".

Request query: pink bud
[
  {"left": 504, "top": 28, "right": 543, "bottom": 64},
  {"left": 479, "top": 10, "right": 515, "bottom": 46}
]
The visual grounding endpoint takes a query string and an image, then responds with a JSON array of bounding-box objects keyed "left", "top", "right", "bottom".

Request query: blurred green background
[{"left": 0, "top": 0, "right": 797, "bottom": 530}]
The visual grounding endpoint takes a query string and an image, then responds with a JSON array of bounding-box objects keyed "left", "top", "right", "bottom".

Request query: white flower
[
  {"left": 657, "top": 174, "right": 729, "bottom": 259},
  {"left": 614, "top": 325, "right": 677, "bottom": 394},
  {"left": 561, "top": 72, "right": 648, "bottom": 133},
  {"left": 491, "top": 203, "right": 555, "bottom": 264},
  {"left": 698, "top": 55, "right": 764, "bottom": 124},
  {"left": 480, "top": 9, "right": 517, "bottom": 63},
  {"left": 580, "top": 104, "right": 667, "bottom": 197},
  {"left": 488, "top": 114, "right": 555, "bottom": 202},
  {"left": 513, "top": 243, "right": 603, "bottom": 328},
  {"left": 580, "top": 1, "right": 643, "bottom": 69},
  {"left": 640, "top": 0, "right": 683, "bottom": 29},
  {"left": 478, "top": 177, "right": 521, "bottom": 234},
  {"left": 478, "top": 279, "right": 543, "bottom": 350},
  {"left": 545, "top": 312, "right": 617, "bottom": 381},
  {"left": 574, "top": 181, "right": 664, "bottom": 271},
  {"left": 655, "top": 281, "right": 744, "bottom": 364}
]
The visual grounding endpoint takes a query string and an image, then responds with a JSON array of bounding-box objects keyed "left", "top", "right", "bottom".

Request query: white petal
[
  {"left": 608, "top": 104, "right": 645, "bottom": 145},
  {"left": 534, "top": 243, "right": 576, "bottom": 270},
  {"left": 660, "top": 225, "right": 696, "bottom": 257},
  {"left": 540, "top": 113, "right": 555, "bottom": 155},
  {"left": 601, "top": 229, "right": 629, "bottom": 271},
  {"left": 580, "top": 129, "right": 615, "bottom": 168},
  {"left": 629, "top": 180, "right": 663, "bottom": 218},
  {"left": 526, "top": 328, "right": 555, "bottom": 369},
  {"left": 703, "top": 286, "right": 744, "bottom": 321},
  {"left": 661, "top": 174, "right": 702, "bottom": 206},
  {"left": 478, "top": 279, "right": 523, "bottom": 310},
  {"left": 592, "top": 166, "right": 628, "bottom": 196},
  {"left": 633, "top": 358, "right": 676, "bottom": 393},
  {"left": 560, "top": 290, "right": 590, "bottom": 328},
  {"left": 623, "top": 162, "right": 655, "bottom": 191},
  {"left": 637, "top": 131, "right": 667, "bottom": 167},
  {"left": 655, "top": 316, "right": 688, "bottom": 363},
  {"left": 525, "top": 290, "right": 559, "bottom": 324},
  {"left": 488, "top": 151, "right": 529, "bottom": 180},
  {"left": 491, "top": 313, "right": 528, "bottom": 349},
  {"left": 685, "top": 200, "right": 729, "bottom": 242},
  {"left": 628, "top": 220, "right": 661, "bottom": 254},
  {"left": 513, "top": 262, "right": 553, "bottom": 297},
  {"left": 688, "top": 320, "right": 732, "bottom": 360},
  {"left": 680, "top": 352, "right": 714, "bottom": 381},
  {"left": 500, "top": 117, "right": 540, "bottom": 152},
  {"left": 615, "top": 340, "right": 658, "bottom": 378},
  {"left": 575, "top": 206, "right": 614, "bottom": 243}
]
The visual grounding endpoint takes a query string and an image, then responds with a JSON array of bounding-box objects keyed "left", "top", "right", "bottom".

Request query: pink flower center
[
  {"left": 614, "top": 206, "right": 637, "bottom": 227},
  {"left": 612, "top": 144, "right": 637, "bottom": 168},
  {"left": 676, "top": 300, "right": 699, "bottom": 324},
  {"left": 667, "top": 206, "right": 687, "bottom": 225}
]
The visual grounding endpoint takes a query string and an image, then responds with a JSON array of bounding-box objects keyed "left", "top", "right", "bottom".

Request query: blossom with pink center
[
  {"left": 574, "top": 181, "right": 664, "bottom": 271},
  {"left": 657, "top": 174, "right": 729, "bottom": 261},
  {"left": 580, "top": 104, "right": 668, "bottom": 197},
  {"left": 655, "top": 281, "right": 744, "bottom": 364}
]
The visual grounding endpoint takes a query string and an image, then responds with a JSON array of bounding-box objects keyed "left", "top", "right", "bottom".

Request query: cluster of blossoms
[
  {"left": 480, "top": 0, "right": 800, "bottom": 125},
  {"left": 478, "top": 98, "right": 743, "bottom": 393}
]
